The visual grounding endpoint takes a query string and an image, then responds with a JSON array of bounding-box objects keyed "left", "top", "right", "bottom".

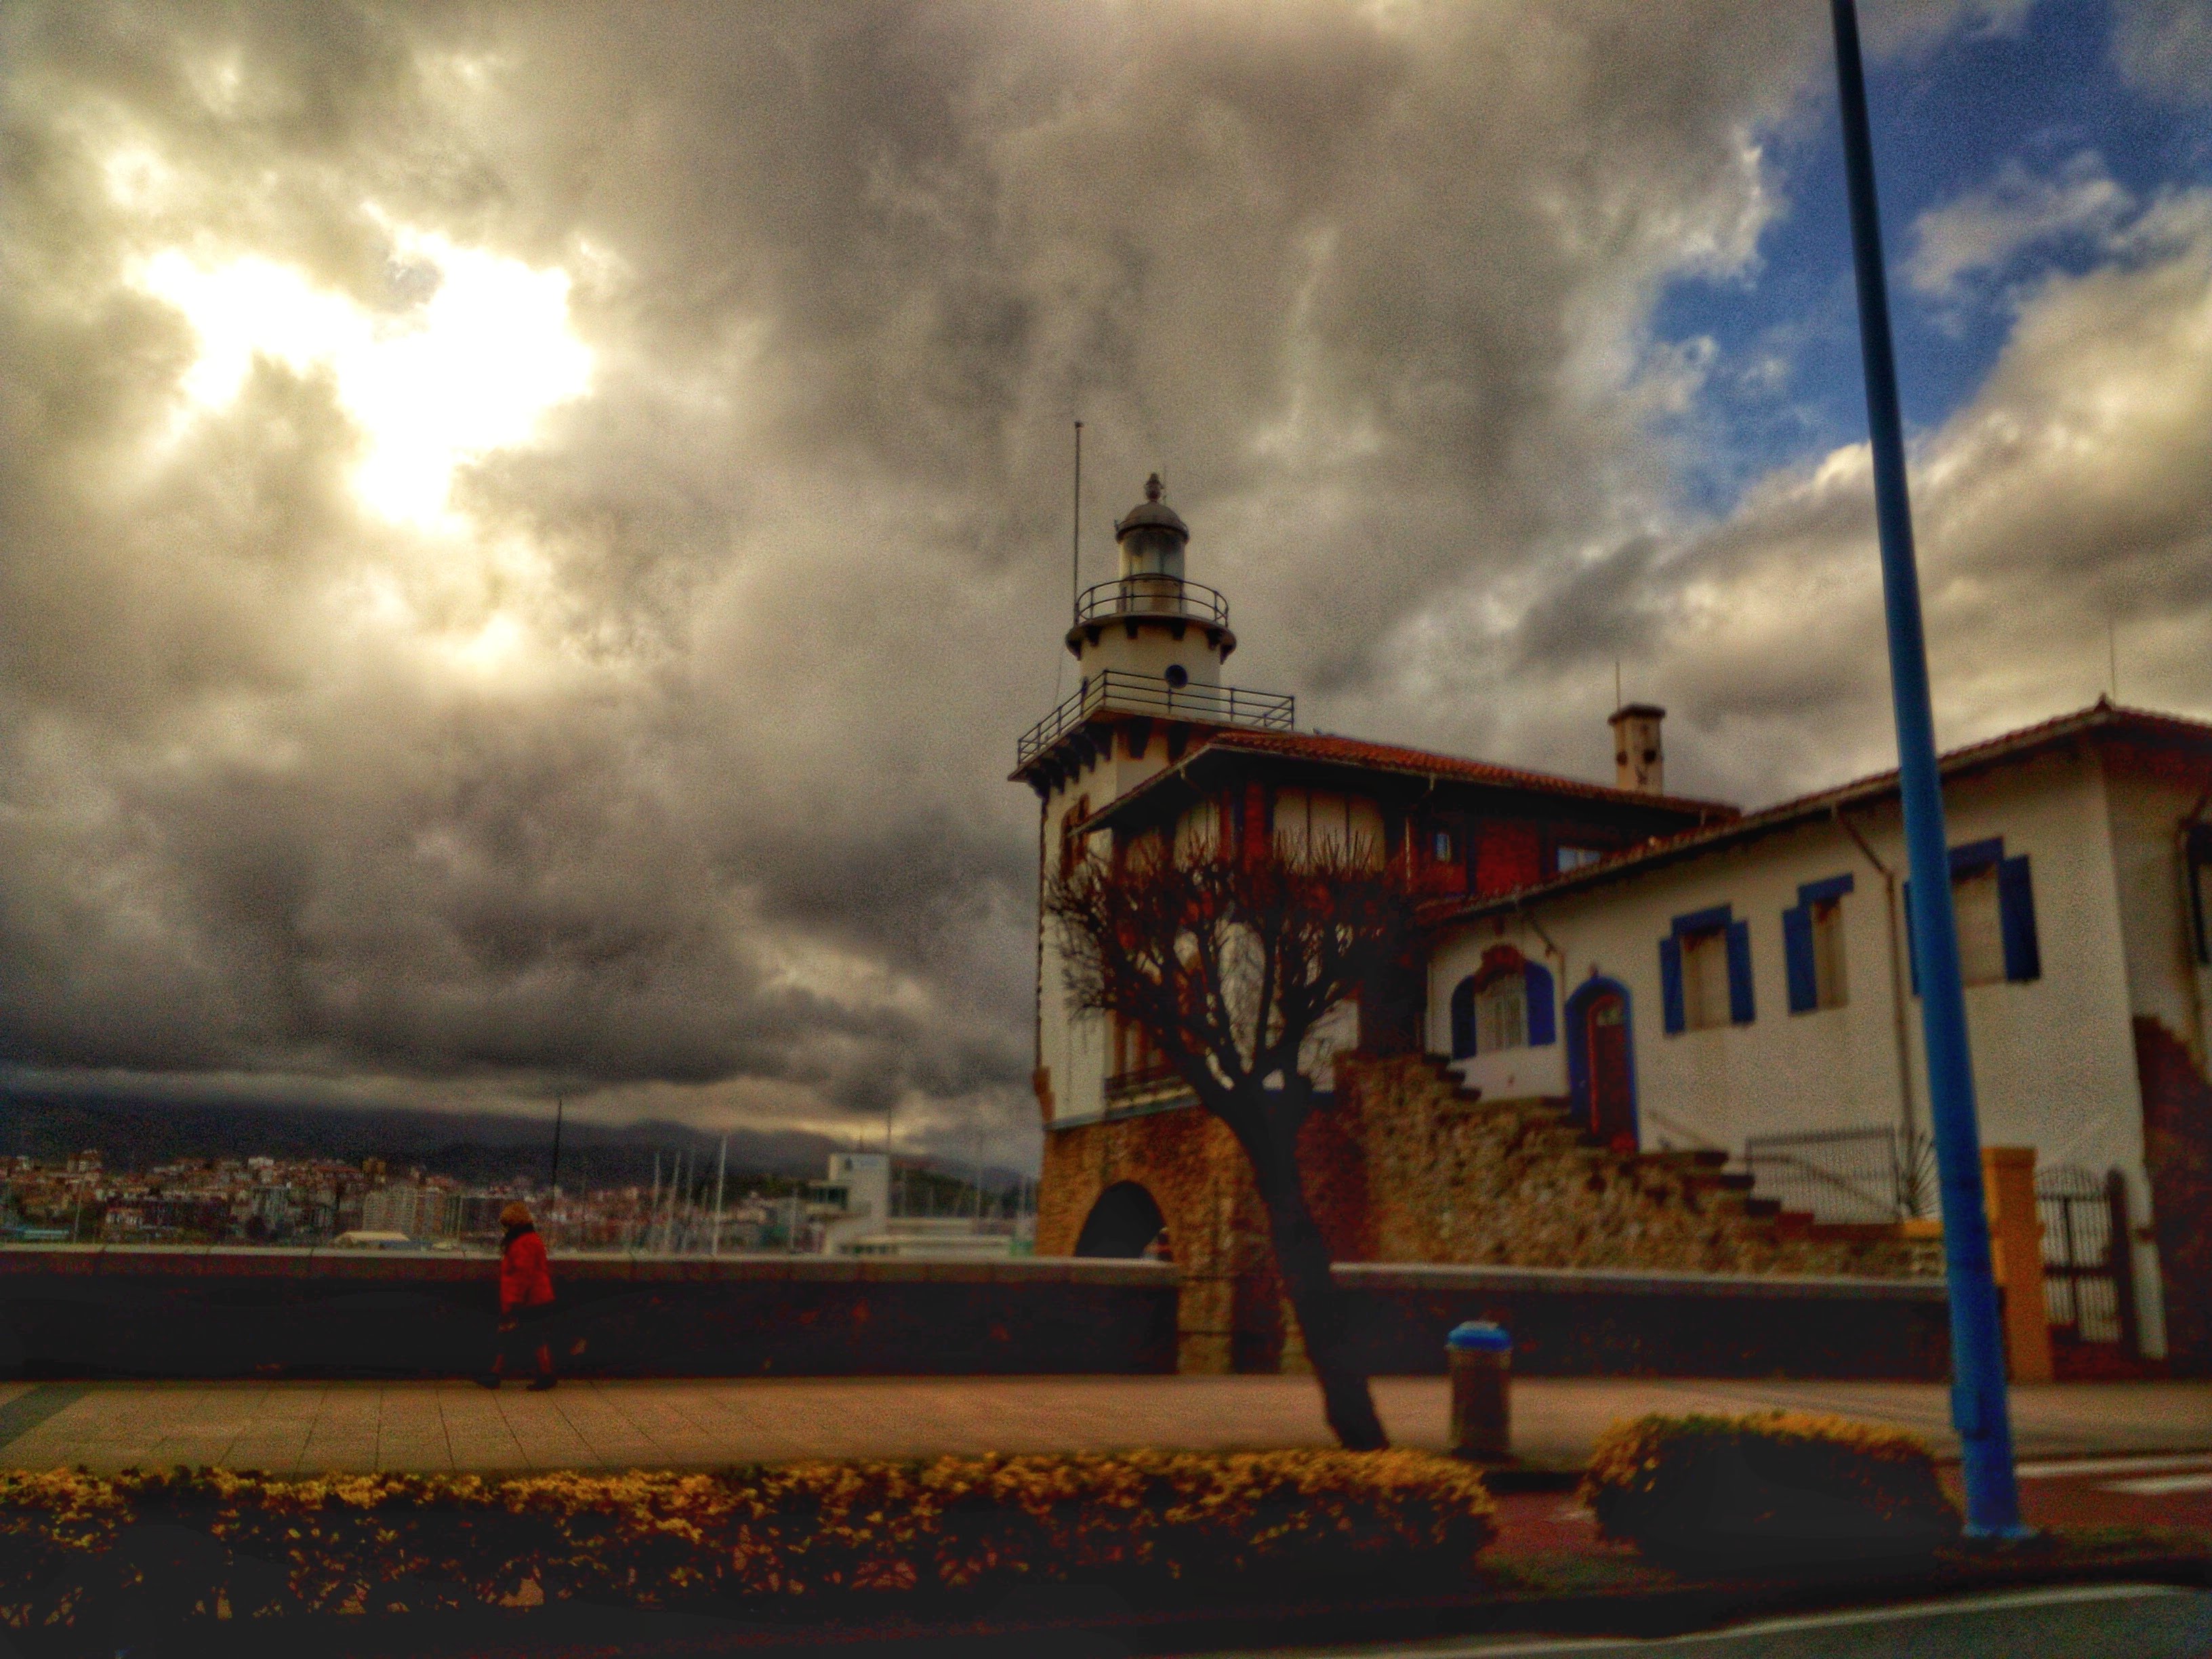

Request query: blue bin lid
[{"left": 1447, "top": 1320, "right": 1512, "bottom": 1353}]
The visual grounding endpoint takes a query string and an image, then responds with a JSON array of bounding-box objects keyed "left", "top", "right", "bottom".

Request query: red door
[{"left": 1586, "top": 992, "right": 1635, "bottom": 1152}]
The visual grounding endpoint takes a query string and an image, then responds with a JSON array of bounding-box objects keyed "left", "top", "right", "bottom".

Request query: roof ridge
[
  {"left": 1200, "top": 725, "right": 1740, "bottom": 815},
  {"left": 1421, "top": 699, "right": 2212, "bottom": 924}
]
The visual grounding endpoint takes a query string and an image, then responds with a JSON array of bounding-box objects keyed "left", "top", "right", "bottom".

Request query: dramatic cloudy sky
[{"left": 2, "top": 1, "right": 2207, "bottom": 1164}]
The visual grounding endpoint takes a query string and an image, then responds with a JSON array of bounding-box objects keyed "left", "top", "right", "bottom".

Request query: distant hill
[{"left": 0, "top": 1091, "right": 852, "bottom": 1191}]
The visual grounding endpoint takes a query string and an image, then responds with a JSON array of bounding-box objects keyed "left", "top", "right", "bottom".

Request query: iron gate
[{"left": 2036, "top": 1166, "right": 2138, "bottom": 1352}]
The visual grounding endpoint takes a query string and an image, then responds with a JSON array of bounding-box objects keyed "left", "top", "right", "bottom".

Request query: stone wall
[
  {"left": 1338, "top": 1057, "right": 1919, "bottom": 1276},
  {"left": 0, "top": 1249, "right": 1180, "bottom": 1380},
  {"left": 1041, "top": 1054, "right": 1921, "bottom": 1374},
  {"left": 0, "top": 1243, "right": 1954, "bottom": 1382}
]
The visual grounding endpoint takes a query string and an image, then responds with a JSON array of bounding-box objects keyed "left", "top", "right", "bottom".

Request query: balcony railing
[
  {"left": 1016, "top": 670, "right": 1295, "bottom": 766},
  {"left": 1074, "top": 577, "right": 1230, "bottom": 630}
]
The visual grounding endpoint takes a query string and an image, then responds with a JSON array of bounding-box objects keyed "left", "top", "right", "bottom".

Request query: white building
[
  {"left": 1015, "top": 476, "right": 2212, "bottom": 1374},
  {"left": 813, "top": 1153, "right": 892, "bottom": 1255},
  {"left": 811, "top": 1152, "right": 1024, "bottom": 1258},
  {"left": 1422, "top": 701, "right": 2212, "bottom": 1365}
]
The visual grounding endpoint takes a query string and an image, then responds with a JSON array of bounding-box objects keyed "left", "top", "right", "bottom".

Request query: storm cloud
[{"left": 1, "top": 1, "right": 2205, "bottom": 1161}]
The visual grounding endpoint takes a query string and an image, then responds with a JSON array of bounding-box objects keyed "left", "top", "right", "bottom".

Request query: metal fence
[{"left": 1744, "top": 1126, "right": 1933, "bottom": 1223}]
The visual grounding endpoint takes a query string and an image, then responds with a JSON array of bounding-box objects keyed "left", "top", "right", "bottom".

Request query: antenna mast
[{"left": 1071, "top": 421, "right": 1084, "bottom": 618}]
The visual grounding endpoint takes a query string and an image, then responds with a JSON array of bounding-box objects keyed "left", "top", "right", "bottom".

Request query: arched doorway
[
  {"left": 1565, "top": 977, "right": 1639, "bottom": 1153},
  {"left": 1073, "top": 1181, "right": 1169, "bottom": 1258}
]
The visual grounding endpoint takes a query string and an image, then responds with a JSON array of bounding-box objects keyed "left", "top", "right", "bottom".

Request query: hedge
[
  {"left": 0, "top": 1451, "right": 1496, "bottom": 1629},
  {"left": 1578, "top": 1411, "right": 1960, "bottom": 1568}
]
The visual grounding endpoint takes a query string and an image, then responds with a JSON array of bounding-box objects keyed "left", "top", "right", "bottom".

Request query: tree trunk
[{"left": 1232, "top": 1099, "right": 1388, "bottom": 1451}]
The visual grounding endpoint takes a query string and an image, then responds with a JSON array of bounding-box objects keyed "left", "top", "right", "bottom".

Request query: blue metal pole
[{"left": 1828, "top": 0, "right": 2024, "bottom": 1538}]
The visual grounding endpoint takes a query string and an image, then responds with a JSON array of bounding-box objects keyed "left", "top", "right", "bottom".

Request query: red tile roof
[
  {"left": 1189, "top": 727, "right": 1740, "bottom": 819},
  {"left": 1418, "top": 699, "right": 2212, "bottom": 928}
]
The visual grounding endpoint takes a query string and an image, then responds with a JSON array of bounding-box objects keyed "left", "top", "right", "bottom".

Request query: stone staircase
[{"left": 1333, "top": 1055, "right": 1923, "bottom": 1278}]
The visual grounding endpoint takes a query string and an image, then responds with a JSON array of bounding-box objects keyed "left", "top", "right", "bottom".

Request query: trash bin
[{"left": 1447, "top": 1320, "right": 1511, "bottom": 1462}]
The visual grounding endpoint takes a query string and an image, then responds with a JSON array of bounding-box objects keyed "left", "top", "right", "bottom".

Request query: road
[
  {"left": 1193, "top": 1583, "right": 2212, "bottom": 1658},
  {"left": 1480, "top": 1449, "right": 2212, "bottom": 1558}
]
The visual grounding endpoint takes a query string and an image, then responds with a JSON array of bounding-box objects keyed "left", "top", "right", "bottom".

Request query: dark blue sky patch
[{"left": 1653, "top": 0, "right": 2211, "bottom": 516}]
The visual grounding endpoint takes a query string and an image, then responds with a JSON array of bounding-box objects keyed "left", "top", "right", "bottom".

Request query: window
[
  {"left": 1475, "top": 975, "right": 1527, "bottom": 1054},
  {"left": 1905, "top": 839, "right": 2040, "bottom": 990},
  {"left": 1109, "top": 1012, "right": 1173, "bottom": 1094},
  {"left": 1660, "top": 905, "right": 1755, "bottom": 1033},
  {"left": 1173, "top": 797, "right": 1221, "bottom": 860},
  {"left": 1556, "top": 844, "right": 1603, "bottom": 873},
  {"left": 1433, "top": 829, "right": 1454, "bottom": 862},
  {"left": 1681, "top": 928, "right": 1731, "bottom": 1029},
  {"left": 1448, "top": 947, "right": 1557, "bottom": 1058},
  {"left": 1275, "top": 787, "right": 1374, "bottom": 862},
  {"left": 1811, "top": 899, "right": 1848, "bottom": 1004},
  {"left": 1953, "top": 865, "right": 2005, "bottom": 985},
  {"left": 1783, "top": 874, "right": 1853, "bottom": 1013}
]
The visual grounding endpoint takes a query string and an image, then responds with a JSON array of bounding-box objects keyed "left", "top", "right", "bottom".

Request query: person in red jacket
[{"left": 480, "top": 1201, "right": 558, "bottom": 1391}]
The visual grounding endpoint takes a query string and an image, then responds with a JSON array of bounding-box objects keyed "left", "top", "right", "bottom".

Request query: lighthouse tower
[
  {"left": 1065, "top": 472, "right": 1235, "bottom": 695},
  {"left": 1011, "top": 474, "right": 1296, "bottom": 1131}
]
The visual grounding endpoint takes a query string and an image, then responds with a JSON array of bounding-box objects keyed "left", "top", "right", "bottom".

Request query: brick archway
[
  {"left": 1039, "top": 1106, "right": 1286, "bottom": 1372},
  {"left": 1074, "top": 1181, "right": 1168, "bottom": 1258}
]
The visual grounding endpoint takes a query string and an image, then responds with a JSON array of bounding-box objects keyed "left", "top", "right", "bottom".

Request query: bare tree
[{"left": 1046, "top": 826, "right": 1410, "bottom": 1450}]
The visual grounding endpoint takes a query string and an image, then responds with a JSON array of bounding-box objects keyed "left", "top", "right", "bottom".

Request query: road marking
[
  {"left": 1218, "top": 1582, "right": 2195, "bottom": 1656},
  {"left": 2015, "top": 1452, "right": 2212, "bottom": 1479},
  {"left": 2105, "top": 1473, "right": 2212, "bottom": 1496}
]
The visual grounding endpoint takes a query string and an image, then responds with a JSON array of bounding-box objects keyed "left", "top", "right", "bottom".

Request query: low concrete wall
[
  {"left": 0, "top": 1247, "right": 1181, "bottom": 1380},
  {"left": 1337, "top": 1263, "right": 1952, "bottom": 1380},
  {"left": 0, "top": 1248, "right": 1952, "bottom": 1381}
]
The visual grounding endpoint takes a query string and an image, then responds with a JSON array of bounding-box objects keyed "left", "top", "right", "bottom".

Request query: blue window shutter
[
  {"left": 1659, "top": 937, "right": 1685, "bottom": 1034},
  {"left": 1902, "top": 878, "right": 1918, "bottom": 994},
  {"left": 1998, "top": 855, "right": 2041, "bottom": 983},
  {"left": 1782, "top": 905, "right": 1818, "bottom": 1014},
  {"left": 1950, "top": 837, "right": 2004, "bottom": 877},
  {"left": 1673, "top": 904, "right": 1732, "bottom": 936},
  {"left": 1450, "top": 977, "right": 1478, "bottom": 1059},
  {"left": 1524, "top": 962, "right": 1557, "bottom": 1046},
  {"left": 1726, "top": 920, "right": 1755, "bottom": 1024}
]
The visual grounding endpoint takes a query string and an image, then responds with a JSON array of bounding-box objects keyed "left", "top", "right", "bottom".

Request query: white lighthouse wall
[{"left": 1071, "top": 622, "right": 1229, "bottom": 688}]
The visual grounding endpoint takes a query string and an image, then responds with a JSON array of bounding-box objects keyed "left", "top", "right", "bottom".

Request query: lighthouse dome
[{"left": 1113, "top": 474, "right": 1187, "bottom": 579}]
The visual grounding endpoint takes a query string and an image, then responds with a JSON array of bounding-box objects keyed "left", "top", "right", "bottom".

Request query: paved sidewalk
[{"left": 0, "top": 1375, "right": 2204, "bottom": 1477}]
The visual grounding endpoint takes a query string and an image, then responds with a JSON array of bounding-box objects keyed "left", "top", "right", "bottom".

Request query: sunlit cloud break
[{"left": 132, "top": 229, "right": 593, "bottom": 528}]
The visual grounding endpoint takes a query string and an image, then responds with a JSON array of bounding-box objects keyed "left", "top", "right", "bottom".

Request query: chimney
[{"left": 1609, "top": 703, "right": 1666, "bottom": 794}]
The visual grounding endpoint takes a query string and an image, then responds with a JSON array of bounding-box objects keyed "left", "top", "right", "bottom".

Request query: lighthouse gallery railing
[{"left": 1017, "top": 670, "right": 1294, "bottom": 766}]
